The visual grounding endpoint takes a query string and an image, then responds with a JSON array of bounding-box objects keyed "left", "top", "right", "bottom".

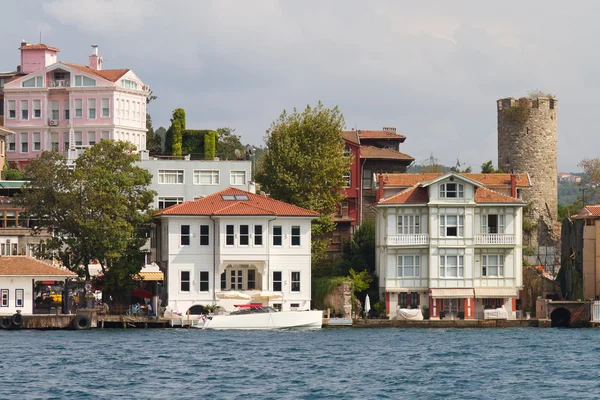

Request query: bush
[
  {"left": 373, "top": 301, "right": 387, "bottom": 319},
  {"left": 523, "top": 246, "right": 536, "bottom": 257}
]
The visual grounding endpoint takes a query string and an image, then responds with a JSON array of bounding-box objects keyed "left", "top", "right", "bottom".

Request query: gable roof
[
  {"left": 383, "top": 173, "right": 531, "bottom": 188},
  {"left": 155, "top": 188, "right": 319, "bottom": 217},
  {"left": 62, "top": 62, "right": 130, "bottom": 82},
  {"left": 572, "top": 205, "right": 600, "bottom": 219},
  {"left": 342, "top": 130, "right": 360, "bottom": 145},
  {"left": 359, "top": 145, "right": 414, "bottom": 161},
  {"left": 379, "top": 186, "right": 429, "bottom": 205},
  {"left": 357, "top": 130, "right": 406, "bottom": 141},
  {"left": 0, "top": 127, "right": 15, "bottom": 136},
  {"left": 0, "top": 257, "right": 76, "bottom": 277},
  {"left": 420, "top": 172, "right": 485, "bottom": 189}
]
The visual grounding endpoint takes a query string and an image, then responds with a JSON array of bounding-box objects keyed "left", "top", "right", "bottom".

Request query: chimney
[
  {"left": 382, "top": 127, "right": 396, "bottom": 133},
  {"left": 510, "top": 174, "right": 517, "bottom": 198},
  {"left": 376, "top": 174, "right": 385, "bottom": 202},
  {"left": 89, "top": 45, "right": 103, "bottom": 71}
]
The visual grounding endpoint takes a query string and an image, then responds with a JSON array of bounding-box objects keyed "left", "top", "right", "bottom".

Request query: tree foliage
[
  {"left": 18, "top": 141, "right": 155, "bottom": 295},
  {"left": 181, "top": 130, "right": 218, "bottom": 159},
  {"left": 216, "top": 127, "right": 245, "bottom": 160},
  {"left": 165, "top": 108, "right": 186, "bottom": 155},
  {"left": 171, "top": 119, "right": 183, "bottom": 157},
  {"left": 256, "top": 102, "right": 350, "bottom": 258},
  {"left": 145, "top": 113, "right": 162, "bottom": 155},
  {"left": 579, "top": 158, "right": 600, "bottom": 186},
  {"left": 4, "top": 168, "right": 24, "bottom": 180},
  {"left": 481, "top": 160, "right": 502, "bottom": 174}
]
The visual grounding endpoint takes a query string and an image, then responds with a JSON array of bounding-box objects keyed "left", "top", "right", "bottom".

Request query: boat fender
[
  {"left": 201, "top": 315, "right": 207, "bottom": 323},
  {"left": 11, "top": 313, "right": 22, "bottom": 328},
  {"left": 0, "top": 317, "right": 12, "bottom": 330},
  {"left": 73, "top": 314, "right": 92, "bottom": 330}
]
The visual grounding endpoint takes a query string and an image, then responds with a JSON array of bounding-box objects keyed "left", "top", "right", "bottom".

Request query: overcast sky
[{"left": 2, "top": 1, "right": 597, "bottom": 172}]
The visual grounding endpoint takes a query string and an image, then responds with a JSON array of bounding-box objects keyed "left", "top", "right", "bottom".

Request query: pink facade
[{"left": 3, "top": 42, "right": 149, "bottom": 166}]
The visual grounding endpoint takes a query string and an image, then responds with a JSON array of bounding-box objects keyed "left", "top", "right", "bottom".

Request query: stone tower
[{"left": 497, "top": 96, "right": 558, "bottom": 248}]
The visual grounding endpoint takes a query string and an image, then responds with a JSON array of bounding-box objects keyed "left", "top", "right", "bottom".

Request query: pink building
[{"left": 3, "top": 42, "right": 149, "bottom": 168}]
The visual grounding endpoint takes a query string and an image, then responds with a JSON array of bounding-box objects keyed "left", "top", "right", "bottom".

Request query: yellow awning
[
  {"left": 430, "top": 288, "right": 474, "bottom": 298},
  {"left": 139, "top": 271, "right": 164, "bottom": 281},
  {"left": 474, "top": 287, "right": 517, "bottom": 298}
]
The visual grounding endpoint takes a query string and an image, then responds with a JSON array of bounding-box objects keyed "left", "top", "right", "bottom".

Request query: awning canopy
[
  {"left": 474, "top": 287, "right": 517, "bottom": 298},
  {"left": 139, "top": 271, "right": 164, "bottom": 281},
  {"left": 385, "top": 287, "right": 411, "bottom": 293},
  {"left": 430, "top": 288, "right": 474, "bottom": 298}
]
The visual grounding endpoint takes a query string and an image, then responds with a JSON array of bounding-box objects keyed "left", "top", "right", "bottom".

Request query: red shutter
[{"left": 406, "top": 293, "right": 411, "bottom": 308}]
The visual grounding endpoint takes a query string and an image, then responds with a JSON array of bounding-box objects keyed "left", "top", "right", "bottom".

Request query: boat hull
[{"left": 203, "top": 310, "right": 323, "bottom": 330}]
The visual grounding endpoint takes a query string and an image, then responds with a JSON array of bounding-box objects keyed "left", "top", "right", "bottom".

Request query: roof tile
[
  {"left": 19, "top": 44, "right": 60, "bottom": 52},
  {"left": 379, "top": 186, "right": 429, "bottom": 204},
  {"left": 62, "top": 62, "right": 130, "bottom": 83},
  {"left": 383, "top": 173, "right": 531, "bottom": 187},
  {"left": 359, "top": 145, "right": 414, "bottom": 161},
  {"left": 0, "top": 257, "right": 76, "bottom": 276},
  {"left": 357, "top": 130, "right": 406, "bottom": 140},
  {"left": 474, "top": 187, "right": 526, "bottom": 204}
]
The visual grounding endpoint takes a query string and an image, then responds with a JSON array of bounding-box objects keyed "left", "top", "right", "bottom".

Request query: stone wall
[{"left": 497, "top": 97, "right": 558, "bottom": 248}]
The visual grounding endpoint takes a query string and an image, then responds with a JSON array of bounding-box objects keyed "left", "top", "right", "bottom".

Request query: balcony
[
  {"left": 386, "top": 233, "right": 429, "bottom": 246},
  {"left": 49, "top": 80, "right": 70, "bottom": 88},
  {"left": 474, "top": 233, "right": 516, "bottom": 245}
]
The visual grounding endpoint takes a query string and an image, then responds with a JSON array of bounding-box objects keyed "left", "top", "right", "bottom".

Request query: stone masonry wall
[{"left": 497, "top": 97, "right": 558, "bottom": 248}]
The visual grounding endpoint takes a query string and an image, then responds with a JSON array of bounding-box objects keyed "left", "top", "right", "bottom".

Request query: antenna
[{"left": 39, "top": 31, "right": 42, "bottom": 44}]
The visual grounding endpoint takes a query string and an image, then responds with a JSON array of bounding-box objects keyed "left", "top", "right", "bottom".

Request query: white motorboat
[{"left": 197, "top": 304, "right": 323, "bottom": 330}]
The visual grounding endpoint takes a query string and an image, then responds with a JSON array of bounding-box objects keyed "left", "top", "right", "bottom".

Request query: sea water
[{"left": 0, "top": 328, "right": 598, "bottom": 399}]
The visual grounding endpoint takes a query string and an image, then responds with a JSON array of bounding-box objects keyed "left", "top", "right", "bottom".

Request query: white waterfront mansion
[
  {"left": 153, "top": 188, "right": 318, "bottom": 313},
  {"left": 375, "top": 172, "right": 530, "bottom": 319}
]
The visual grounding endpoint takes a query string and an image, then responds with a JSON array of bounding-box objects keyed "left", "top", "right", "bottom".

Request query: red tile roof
[
  {"left": 155, "top": 188, "right": 319, "bottom": 217},
  {"left": 379, "top": 186, "right": 429, "bottom": 205},
  {"left": 383, "top": 173, "right": 531, "bottom": 187},
  {"left": 572, "top": 205, "right": 600, "bottom": 219},
  {"left": 0, "top": 257, "right": 76, "bottom": 276},
  {"left": 19, "top": 43, "right": 60, "bottom": 52},
  {"left": 360, "top": 146, "right": 414, "bottom": 161},
  {"left": 62, "top": 62, "right": 130, "bottom": 83},
  {"left": 357, "top": 130, "right": 406, "bottom": 141},
  {"left": 342, "top": 131, "right": 360, "bottom": 145},
  {"left": 474, "top": 187, "right": 526, "bottom": 204}
]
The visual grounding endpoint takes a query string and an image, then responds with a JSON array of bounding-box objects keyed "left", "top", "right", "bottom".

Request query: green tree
[
  {"left": 481, "top": 160, "right": 502, "bottom": 173},
  {"left": 145, "top": 113, "right": 162, "bottom": 155},
  {"left": 165, "top": 108, "right": 186, "bottom": 155},
  {"left": 171, "top": 119, "right": 183, "bottom": 157},
  {"left": 18, "top": 141, "right": 155, "bottom": 296},
  {"left": 255, "top": 102, "right": 350, "bottom": 263},
  {"left": 3, "top": 168, "right": 24, "bottom": 180},
  {"left": 216, "top": 127, "right": 245, "bottom": 160}
]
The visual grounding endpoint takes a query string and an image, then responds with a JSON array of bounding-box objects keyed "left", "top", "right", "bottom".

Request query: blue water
[{"left": 0, "top": 328, "right": 599, "bottom": 399}]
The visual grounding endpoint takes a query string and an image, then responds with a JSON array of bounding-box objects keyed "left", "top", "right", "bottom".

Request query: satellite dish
[
  {"left": 234, "top": 149, "right": 243, "bottom": 159},
  {"left": 245, "top": 145, "right": 255, "bottom": 156}
]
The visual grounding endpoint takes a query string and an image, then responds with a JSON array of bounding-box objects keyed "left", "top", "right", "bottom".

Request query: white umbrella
[
  {"left": 364, "top": 294, "right": 371, "bottom": 316},
  {"left": 215, "top": 291, "right": 251, "bottom": 300},
  {"left": 250, "top": 291, "right": 283, "bottom": 301}
]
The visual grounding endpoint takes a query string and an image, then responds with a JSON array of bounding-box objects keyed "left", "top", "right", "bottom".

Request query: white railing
[
  {"left": 386, "top": 233, "right": 429, "bottom": 246},
  {"left": 592, "top": 301, "right": 600, "bottom": 322},
  {"left": 50, "top": 80, "right": 70, "bottom": 88},
  {"left": 474, "top": 234, "right": 516, "bottom": 245}
]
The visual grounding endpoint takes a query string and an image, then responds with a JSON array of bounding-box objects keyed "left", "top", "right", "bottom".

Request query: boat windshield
[{"left": 230, "top": 306, "right": 278, "bottom": 315}]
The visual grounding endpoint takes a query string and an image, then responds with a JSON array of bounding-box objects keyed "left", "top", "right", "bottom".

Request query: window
[
  {"left": 440, "top": 255, "right": 464, "bottom": 278},
  {"left": 397, "top": 215, "right": 420, "bottom": 234},
  {"left": 343, "top": 145, "right": 351, "bottom": 157},
  {"left": 22, "top": 76, "right": 42, "bottom": 87},
  {"left": 7, "top": 100, "right": 15, "bottom": 119},
  {"left": 397, "top": 255, "right": 420, "bottom": 277},
  {"left": 1, "top": 289, "right": 7, "bottom": 307},
  {"left": 88, "top": 131, "right": 96, "bottom": 146},
  {"left": 157, "top": 197, "right": 183, "bottom": 209},
  {"left": 254, "top": 225, "right": 263, "bottom": 246},
  {"left": 158, "top": 170, "right": 184, "bottom": 184},
  {"left": 221, "top": 272, "right": 226, "bottom": 290},
  {"left": 226, "top": 225, "right": 235, "bottom": 246},
  {"left": 291, "top": 271, "right": 301, "bottom": 292},
  {"left": 199, "top": 271, "right": 209, "bottom": 292},
  {"left": 230, "top": 270, "right": 242, "bottom": 290},
  {"left": 74, "top": 75, "right": 96, "bottom": 87},
  {"left": 273, "top": 271, "right": 282, "bottom": 291},
  {"left": 51, "top": 132, "right": 59, "bottom": 152},
  {"left": 273, "top": 226, "right": 282, "bottom": 246},
  {"left": 1, "top": 240, "right": 17, "bottom": 256},
  {"left": 180, "top": 271, "right": 190, "bottom": 292},
  {"left": 440, "top": 215, "right": 464, "bottom": 237},
  {"left": 440, "top": 182, "right": 464, "bottom": 198},
  {"left": 338, "top": 201, "right": 349, "bottom": 218},
  {"left": 33, "top": 99, "right": 42, "bottom": 118},
  {"left": 101, "top": 98, "right": 110, "bottom": 117},
  {"left": 200, "top": 225, "right": 209, "bottom": 246},
  {"left": 291, "top": 226, "right": 301, "bottom": 246},
  {"left": 482, "top": 214, "right": 505, "bottom": 234},
  {"left": 247, "top": 269, "right": 256, "bottom": 290},
  {"left": 180, "top": 225, "right": 190, "bottom": 246},
  {"left": 64, "top": 134, "right": 70, "bottom": 153},
  {"left": 20, "top": 132, "right": 28, "bottom": 153},
  {"left": 50, "top": 100, "right": 59, "bottom": 120},
  {"left": 74, "top": 131, "right": 82, "bottom": 146},
  {"left": 15, "top": 289, "right": 24, "bottom": 307},
  {"left": 342, "top": 171, "right": 351, "bottom": 187},
  {"left": 121, "top": 79, "right": 138, "bottom": 90},
  {"left": 7, "top": 134, "right": 15, "bottom": 152},
  {"left": 88, "top": 99, "right": 96, "bottom": 119},
  {"left": 32, "top": 132, "right": 41, "bottom": 151},
  {"left": 101, "top": 131, "right": 110, "bottom": 140},
  {"left": 482, "top": 255, "right": 504, "bottom": 277},
  {"left": 74, "top": 99, "right": 82, "bottom": 117},
  {"left": 194, "top": 170, "right": 219, "bottom": 185},
  {"left": 64, "top": 100, "right": 70, "bottom": 120},
  {"left": 240, "top": 225, "right": 249, "bottom": 245},
  {"left": 20, "top": 100, "right": 28, "bottom": 120},
  {"left": 230, "top": 171, "right": 246, "bottom": 185}
]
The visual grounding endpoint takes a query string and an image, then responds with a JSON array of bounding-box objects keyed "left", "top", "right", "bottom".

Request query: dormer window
[
  {"left": 121, "top": 79, "right": 138, "bottom": 90},
  {"left": 440, "top": 182, "right": 464, "bottom": 198},
  {"left": 74, "top": 75, "right": 96, "bottom": 87},
  {"left": 22, "top": 76, "right": 43, "bottom": 88}
]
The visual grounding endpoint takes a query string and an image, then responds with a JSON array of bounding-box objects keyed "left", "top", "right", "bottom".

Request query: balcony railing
[
  {"left": 49, "top": 80, "right": 70, "bottom": 88},
  {"left": 474, "top": 233, "right": 516, "bottom": 245},
  {"left": 386, "top": 233, "right": 429, "bottom": 246}
]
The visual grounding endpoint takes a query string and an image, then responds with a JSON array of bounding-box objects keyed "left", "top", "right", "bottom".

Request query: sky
[{"left": 1, "top": 0, "right": 597, "bottom": 172}]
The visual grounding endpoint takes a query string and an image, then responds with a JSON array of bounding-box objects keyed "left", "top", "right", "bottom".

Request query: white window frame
[
  {"left": 51, "top": 132, "right": 59, "bottom": 152},
  {"left": 157, "top": 196, "right": 183, "bottom": 209},
  {"left": 230, "top": 171, "right": 247, "bottom": 186},
  {"left": 33, "top": 99, "right": 42, "bottom": 119},
  {"left": 7, "top": 134, "right": 15, "bottom": 152},
  {"left": 180, "top": 271, "right": 191, "bottom": 292},
  {"left": 482, "top": 255, "right": 505, "bottom": 277},
  {"left": 397, "top": 255, "right": 420, "bottom": 277},
  {"left": 439, "top": 255, "right": 464, "bottom": 278},
  {"left": 199, "top": 225, "right": 210, "bottom": 246},
  {"left": 482, "top": 214, "right": 505, "bottom": 234},
  {"left": 199, "top": 271, "right": 210, "bottom": 292},
  {"left": 20, "top": 100, "right": 28, "bottom": 120},
  {"left": 254, "top": 225, "right": 263, "bottom": 246},
  {"left": 74, "top": 131, "right": 82, "bottom": 146},
  {"left": 74, "top": 99, "right": 83, "bottom": 118},
  {"left": 158, "top": 169, "right": 184, "bottom": 184},
  {"left": 239, "top": 225, "right": 250, "bottom": 246},
  {"left": 273, "top": 226, "right": 282, "bottom": 246},
  {"left": 32, "top": 132, "right": 41, "bottom": 151},
  {"left": 194, "top": 170, "right": 219, "bottom": 185},
  {"left": 180, "top": 225, "right": 190, "bottom": 246},
  {"left": 225, "top": 225, "right": 235, "bottom": 246},
  {"left": 101, "top": 98, "right": 110, "bottom": 117},
  {"left": 63, "top": 100, "right": 70, "bottom": 120},
  {"left": 20, "top": 132, "right": 28, "bottom": 153},
  {"left": 291, "top": 271, "right": 301, "bottom": 292},
  {"left": 88, "top": 131, "right": 96, "bottom": 146},
  {"left": 7, "top": 100, "right": 15, "bottom": 119},
  {"left": 439, "top": 215, "right": 464, "bottom": 237},
  {"left": 88, "top": 99, "right": 96, "bottom": 119},
  {"left": 291, "top": 226, "right": 301, "bottom": 246},
  {"left": 397, "top": 215, "right": 420, "bottom": 234},
  {"left": 49, "top": 100, "right": 59, "bottom": 121},
  {"left": 273, "top": 271, "right": 282, "bottom": 291},
  {"left": 15, "top": 289, "right": 24, "bottom": 307},
  {"left": 342, "top": 171, "right": 351, "bottom": 187},
  {"left": 440, "top": 182, "right": 464, "bottom": 198},
  {"left": 0, "top": 289, "right": 8, "bottom": 307}
]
